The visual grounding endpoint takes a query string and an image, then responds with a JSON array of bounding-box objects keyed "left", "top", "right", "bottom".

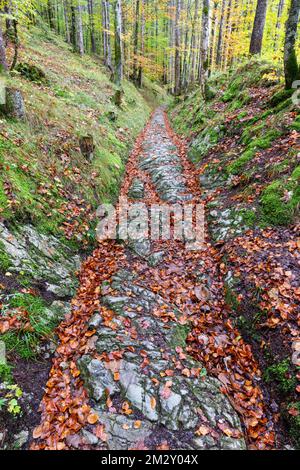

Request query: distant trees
[
  {"left": 284, "top": 0, "right": 300, "bottom": 89},
  {"left": 0, "top": 0, "right": 299, "bottom": 94}
]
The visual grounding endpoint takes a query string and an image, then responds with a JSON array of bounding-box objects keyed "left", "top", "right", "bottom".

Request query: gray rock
[
  {"left": 81, "top": 429, "right": 99, "bottom": 445},
  {"left": 14, "top": 430, "right": 29, "bottom": 448},
  {"left": 0, "top": 223, "right": 79, "bottom": 297},
  {"left": 78, "top": 356, "right": 119, "bottom": 401},
  {"left": 99, "top": 413, "right": 153, "bottom": 450}
]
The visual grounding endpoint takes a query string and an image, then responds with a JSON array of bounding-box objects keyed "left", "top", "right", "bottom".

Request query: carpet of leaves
[{"left": 30, "top": 110, "right": 278, "bottom": 450}]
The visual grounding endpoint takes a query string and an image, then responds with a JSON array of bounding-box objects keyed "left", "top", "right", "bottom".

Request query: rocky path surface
[{"left": 31, "top": 109, "right": 276, "bottom": 450}]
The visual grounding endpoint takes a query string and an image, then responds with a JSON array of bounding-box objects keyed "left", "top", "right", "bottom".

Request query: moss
[
  {"left": 241, "top": 209, "right": 256, "bottom": 227},
  {"left": 290, "top": 115, "right": 300, "bottom": 132},
  {"left": 264, "top": 359, "right": 296, "bottom": 395},
  {"left": 0, "top": 241, "right": 11, "bottom": 271},
  {"left": 0, "top": 363, "right": 13, "bottom": 383},
  {"left": 169, "top": 324, "right": 189, "bottom": 349},
  {"left": 245, "top": 129, "right": 282, "bottom": 149},
  {"left": 15, "top": 62, "right": 48, "bottom": 85},
  {"left": 286, "top": 402, "right": 300, "bottom": 448},
  {"left": 222, "top": 76, "right": 243, "bottom": 102},
  {"left": 227, "top": 149, "right": 255, "bottom": 175},
  {"left": 225, "top": 285, "right": 239, "bottom": 311},
  {"left": 260, "top": 176, "right": 300, "bottom": 226},
  {"left": 269, "top": 88, "right": 294, "bottom": 108}
]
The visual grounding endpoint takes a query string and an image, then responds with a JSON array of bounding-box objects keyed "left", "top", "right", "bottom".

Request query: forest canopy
[{"left": 0, "top": 0, "right": 300, "bottom": 92}]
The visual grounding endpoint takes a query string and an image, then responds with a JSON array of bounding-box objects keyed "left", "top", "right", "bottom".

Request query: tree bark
[
  {"left": 274, "top": 0, "right": 284, "bottom": 51},
  {"left": 63, "top": 0, "right": 71, "bottom": 43},
  {"left": 133, "top": 0, "right": 140, "bottom": 83},
  {"left": 216, "top": 0, "right": 226, "bottom": 66},
  {"left": 284, "top": 0, "right": 300, "bottom": 89},
  {"left": 0, "top": 21, "right": 8, "bottom": 72},
  {"left": 174, "top": 0, "right": 181, "bottom": 95},
  {"left": 102, "top": 0, "right": 112, "bottom": 69},
  {"left": 137, "top": 0, "right": 145, "bottom": 87},
  {"left": 76, "top": 1, "right": 84, "bottom": 56},
  {"left": 70, "top": 2, "right": 77, "bottom": 51},
  {"left": 199, "top": 0, "right": 210, "bottom": 96},
  {"left": 189, "top": 0, "right": 200, "bottom": 83},
  {"left": 114, "top": 0, "right": 124, "bottom": 85},
  {"left": 87, "top": 0, "right": 96, "bottom": 53},
  {"left": 249, "top": 0, "right": 268, "bottom": 55}
]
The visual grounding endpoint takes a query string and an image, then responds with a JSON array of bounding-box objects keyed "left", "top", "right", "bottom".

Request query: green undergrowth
[
  {"left": 170, "top": 58, "right": 299, "bottom": 228},
  {"left": 0, "top": 23, "right": 166, "bottom": 250},
  {"left": 0, "top": 293, "right": 57, "bottom": 359}
]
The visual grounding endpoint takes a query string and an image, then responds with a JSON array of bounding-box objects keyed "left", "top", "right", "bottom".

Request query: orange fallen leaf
[{"left": 87, "top": 413, "right": 99, "bottom": 425}]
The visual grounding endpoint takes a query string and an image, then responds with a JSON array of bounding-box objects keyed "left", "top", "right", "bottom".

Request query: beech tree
[
  {"left": 9, "top": 0, "right": 298, "bottom": 94},
  {"left": 0, "top": 20, "right": 8, "bottom": 72},
  {"left": 284, "top": 0, "right": 300, "bottom": 89},
  {"left": 249, "top": 0, "right": 268, "bottom": 54},
  {"left": 114, "top": 0, "right": 123, "bottom": 85},
  {"left": 199, "top": 0, "right": 210, "bottom": 96}
]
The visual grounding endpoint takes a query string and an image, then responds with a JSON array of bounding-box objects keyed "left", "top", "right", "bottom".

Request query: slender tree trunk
[
  {"left": 199, "top": 0, "right": 210, "bottom": 96},
  {"left": 284, "top": 0, "right": 300, "bottom": 89},
  {"left": 181, "top": 0, "right": 192, "bottom": 90},
  {"left": 249, "top": 0, "right": 268, "bottom": 55},
  {"left": 47, "top": 0, "right": 56, "bottom": 29},
  {"left": 273, "top": 0, "right": 284, "bottom": 52},
  {"left": 76, "top": 1, "right": 84, "bottom": 56},
  {"left": 87, "top": 0, "right": 96, "bottom": 53},
  {"left": 133, "top": 0, "right": 140, "bottom": 83},
  {"left": 70, "top": 3, "right": 77, "bottom": 51},
  {"left": 209, "top": 0, "right": 218, "bottom": 73},
  {"left": 0, "top": 21, "right": 8, "bottom": 72},
  {"left": 10, "top": 19, "right": 19, "bottom": 71},
  {"left": 102, "top": 0, "right": 112, "bottom": 69},
  {"left": 216, "top": 0, "right": 226, "bottom": 66},
  {"left": 137, "top": 0, "right": 145, "bottom": 87},
  {"left": 169, "top": 0, "right": 176, "bottom": 87},
  {"left": 63, "top": 0, "right": 71, "bottom": 43},
  {"left": 222, "top": 0, "right": 232, "bottom": 69},
  {"left": 189, "top": 0, "right": 200, "bottom": 83},
  {"left": 174, "top": 0, "right": 181, "bottom": 95},
  {"left": 114, "top": 0, "right": 124, "bottom": 85}
]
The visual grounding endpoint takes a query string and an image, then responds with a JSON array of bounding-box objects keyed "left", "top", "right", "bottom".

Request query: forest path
[{"left": 31, "top": 109, "right": 275, "bottom": 451}]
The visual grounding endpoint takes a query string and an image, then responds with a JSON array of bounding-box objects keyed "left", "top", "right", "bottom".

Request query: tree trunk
[
  {"left": 0, "top": 21, "right": 8, "bottom": 72},
  {"left": 10, "top": 19, "right": 19, "bottom": 71},
  {"left": 63, "top": 0, "right": 71, "bottom": 43},
  {"left": 274, "top": 0, "right": 284, "bottom": 51},
  {"left": 216, "top": 0, "right": 226, "bottom": 66},
  {"left": 174, "top": 0, "right": 181, "bottom": 95},
  {"left": 76, "top": 2, "right": 84, "bottom": 56},
  {"left": 137, "top": 0, "right": 145, "bottom": 87},
  {"left": 87, "top": 0, "right": 96, "bottom": 53},
  {"left": 181, "top": 0, "right": 192, "bottom": 90},
  {"left": 208, "top": 0, "right": 218, "bottom": 73},
  {"left": 189, "top": 0, "right": 200, "bottom": 83},
  {"left": 199, "top": 0, "right": 210, "bottom": 96},
  {"left": 284, "top": 0, "right": 300, "bottom": 89},
  {"left": 47, "top": 0, "right": 56, "bottom": 29},
  {"left": 114, "top": 0, "right": 124, "bottom": 85},
  {"left": 70, "top": 3, "right": 77, "bottom": 51},
  {"left": 133, "top": 0, "right": 140, "bottom": 83},
  {"left": 102, "top": 0, "right": 112, "bottom": 69},
  {"left": 249, "top": 0, "right": 268, "bottom": 55}
]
